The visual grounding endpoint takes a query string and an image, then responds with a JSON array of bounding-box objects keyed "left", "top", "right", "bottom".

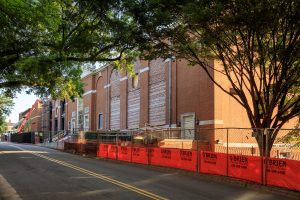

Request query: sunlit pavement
[{"left": 0, "top": 142, "right": 298, "bottom": 200}]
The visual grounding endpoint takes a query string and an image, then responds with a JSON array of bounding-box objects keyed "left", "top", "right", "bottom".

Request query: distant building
[
  {"left": 6, "top": 120, "right": 16, "bottom": 132},
  {"left": 41, "top": 99, "right": 52, "bottom": 133},
  {"left": 19, "top": 108, "right": 31, "bottom": 121},
  {"left": 15, "top": 100, "right": 43, "bottom": 133},
  {"left": 13, "top": 108, "right": 31, "bottom": 131}
]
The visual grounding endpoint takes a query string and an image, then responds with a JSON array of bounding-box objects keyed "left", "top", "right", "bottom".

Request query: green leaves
[
  {"left": 0, "top": 95, "right": 14, "bottom": 116},
  {"left": 121, "top": 0, "right": 300, "bottom": 133},
  {"left": 0, "top": 0, "right": 140, "bottom": 99},
  {"left": 0, "top": 94, "right": 14, "bottom": 133}
]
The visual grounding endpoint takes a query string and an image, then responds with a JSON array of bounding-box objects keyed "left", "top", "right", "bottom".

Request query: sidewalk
[{"left": 37, "top": 141, "right": 64, "bottom": 150}]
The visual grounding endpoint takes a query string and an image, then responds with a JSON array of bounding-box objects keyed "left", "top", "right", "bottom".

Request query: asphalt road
[{"left": 0, "top": 142, "right": 297, "bottom": 200}]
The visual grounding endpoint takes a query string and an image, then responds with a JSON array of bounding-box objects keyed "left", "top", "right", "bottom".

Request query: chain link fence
[
  {"left": 269, "top": 129, "right": 300, "bottom": 160},
  {"left": 40, "top": 128, "right": 300, "bottom": 160}
]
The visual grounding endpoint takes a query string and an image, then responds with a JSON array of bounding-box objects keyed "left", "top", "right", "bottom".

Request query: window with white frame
[
  {"left": 98, "top": 113, "right": 103, "bottom": 129},
  {"left": 83, "top": 114, "right": 89, "bottom": 131},
  {"left": 132, "top": 73, "right": 139, "bottom": 89},
  {"left": 71, "top": 118, "right": 76, "bottom": 134}
]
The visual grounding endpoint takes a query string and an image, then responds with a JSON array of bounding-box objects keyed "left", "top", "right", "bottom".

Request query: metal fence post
[
  {"left": 96, "top": 132, "right": 99, "bottom": 156},
  {"left": 116, "top": 132, "right": 119, "bottom": 160},
  {"left": 130, "top": 131, "right": 133, "bottom": 163},
  {"left": 147, "top": 130, "right": 150, "bottom": 165},
  {"left": 260, "top": 128, "right": 265, "bottom": 185},
  {"left": 106, "top": 133, "right": 109, "bottom": 158},
  {"left": 196, "top": 128, "right": 199, "bottom": 173},
  {"left": 264, "top": 128, "right": 269, "bottom": 186},
  {"left": 226, "top": 128, "right": 229, "bottom": 176}
]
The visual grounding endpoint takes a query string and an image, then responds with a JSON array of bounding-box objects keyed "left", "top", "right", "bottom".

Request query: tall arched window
[
  {"left": 110, "top": 70, "right": 120, "bottom": 130},
  {"left": 127, "top": 65, "right": 140, "bottom": 129},
  {"left": 149, "top": 58, "right": 166, "bottom": 126}
]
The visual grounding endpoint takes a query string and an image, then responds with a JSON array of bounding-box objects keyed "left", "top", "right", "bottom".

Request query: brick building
[
  {"left": 29, "top": 100, "right": 43, "bottom": 132},
  {"left": 16, "top": 100, "right": 43, "bottom": 133},
  {"left": 50, "top": 99, "right": 66, "bottom": 133},
  {"left": 5, "top": 120, "right": 15, "bottom": 132},
  {"left": 49, "top": 58, "right": 256, "bottom": 134},
  {"left": 43, "top": 58, "right": 298, "bottom": 143},
  {"left": 41, "top": 99, "right": 52, "bottom": 132}
]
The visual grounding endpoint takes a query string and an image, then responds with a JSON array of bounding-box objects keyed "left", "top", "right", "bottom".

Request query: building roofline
[{"left": 81, "top": 63, "right": 111, "bottom": 79}]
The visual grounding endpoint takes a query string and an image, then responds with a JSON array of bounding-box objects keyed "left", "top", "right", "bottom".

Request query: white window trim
[
  {"left": 83, "top": 114, "right": 89, "bottom": 131},
  {"left": 120, "top": 76, "right": 128, "bottom": 82},
  {"left": 71, "top": 118, "right": 76, "bottom": 132},
  {"left": 84, "top": 106, "right": 90, "bottom": 114},
  {"left": 83, "top": 90, "right": 96, "bottom": 96},
  {"left": 104, "top": 84, "right": 111, "bottom": 89},
  {"left": 139, "top": 67, "right": 149, "bottom": 74},
  {"left": 199, "top": 120, "right": 224, "bottom": 126},
  {"left": 98, "top": 113, "right": 103, "bottom": 129}
]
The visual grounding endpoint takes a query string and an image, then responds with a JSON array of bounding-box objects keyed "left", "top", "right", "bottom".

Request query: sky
[
  {"left": 4, "top": 65, "right": 98, "bottom": 124},
  {"left": 6, "top": 91, "right": 38, "bottom": 123}
]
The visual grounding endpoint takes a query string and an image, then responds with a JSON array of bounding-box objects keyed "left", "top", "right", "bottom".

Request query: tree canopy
[
  {"left": 0, "top": 94, "right": 14, "bottom": 133},
  {"left": 0, "top": 0, "right": 138, "bottom": 99},
  {"left": 1, "top": 0, "right": 299, "bottom": 141},
  {"left": 119, "top": 0, "right": 300, "bottom": 153}
]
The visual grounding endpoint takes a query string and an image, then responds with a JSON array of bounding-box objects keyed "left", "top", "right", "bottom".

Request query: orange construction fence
[{"left": 95, "top": 144, "right": 300, "bottom": 191}]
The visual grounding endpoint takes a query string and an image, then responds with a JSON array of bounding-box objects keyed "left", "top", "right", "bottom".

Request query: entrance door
[
  {"left": 181, "top": 113, "right": 195, "bottom": 139},
  {"left": 54, "top": 119, "right": 58, "bottom": 132}
]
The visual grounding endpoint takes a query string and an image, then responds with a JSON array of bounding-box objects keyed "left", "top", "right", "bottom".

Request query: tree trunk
[
  {"left": 256, "top": 129, "right": 279, "bottom": 157},
  {"left": 256, "top": 131, "right": 268, "bottom": 157}
]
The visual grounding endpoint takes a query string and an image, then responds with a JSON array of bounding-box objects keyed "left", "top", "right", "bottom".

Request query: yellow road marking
[
  {"left": 34, "top": 153, "right": 168, "bottom": 200},
  {"left": 0, "top": 151, "right": 47, "bottom": 154},
  {"left": 0, "top": 175, "right": 22, "bottom": 200},
  {"left": 8, "top": 145, "right": 168, "bottom": 200}
]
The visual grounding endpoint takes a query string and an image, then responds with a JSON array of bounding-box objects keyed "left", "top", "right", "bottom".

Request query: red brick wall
[
  {"left": 95, "top": 67, "right": 113, "bottom": 130},
  {"left": 176, "top": 59, "right": 215, "bottom": 125},
  {"left": 120, "top": 70, "right": 128, "bottom": 130},
  {"left": 139, "top": 60, "right": 150, "bottom": 127},
  {"left": 43, "top": 58, "right": 298, "bottom": 146},
  {"left": 29, "top": 100, "right": 42, "bottom": 132},
  {"left": 82, "top": 74, "right": 96, "bottom": 130},
  {"left": 66, "top": 99, "right": 77, "bottom": 131},
  {"left": 95, "top": 71, "right": 106, "bottom": 130}
]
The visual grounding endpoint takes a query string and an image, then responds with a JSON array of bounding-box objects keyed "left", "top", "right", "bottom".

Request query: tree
[
  {"left": 0, "top": 0, "right": 138, "bottom": 99},
  {"left": 277, "top": 116, "right": 300, "bottom": 148},
  {"left": 0, "top": 94, "right": 14, "bottom": 133},
  {"left": 122, "top": 0, "right": 300, "bottom": 154}
]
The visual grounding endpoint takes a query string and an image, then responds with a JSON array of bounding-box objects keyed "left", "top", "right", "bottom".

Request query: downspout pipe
[
  {"left": 168, "top": 58, "right": 172, "bottom": 128},
  {"left": 106, "top": 68, "right": 109, "bottom": 129}
]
